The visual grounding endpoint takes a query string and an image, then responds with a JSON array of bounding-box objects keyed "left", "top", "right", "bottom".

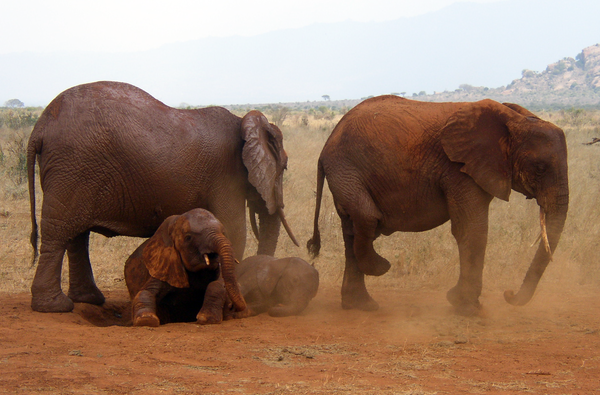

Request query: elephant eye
[
  {"left": 534, "top": 163, "right": 547, "bottom": 175},
  {"left": 184, "top": 234, "right": 193, "bottom": 243}
]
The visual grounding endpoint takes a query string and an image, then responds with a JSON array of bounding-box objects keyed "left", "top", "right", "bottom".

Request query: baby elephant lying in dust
[{"left": 236, "top": 255, "right": 319, "bottom": 317}]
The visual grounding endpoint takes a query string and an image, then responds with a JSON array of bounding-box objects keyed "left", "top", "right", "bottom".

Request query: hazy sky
[{"left": 2, "top": 0, "right": 502, "bottom": 54}]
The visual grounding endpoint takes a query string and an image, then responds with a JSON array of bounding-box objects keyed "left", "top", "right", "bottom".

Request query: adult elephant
[
  {"left": 307, "top": 95, "right": 568, "bottom": 315},
  {"left": 27, "top": 81, "right": 298, "bottom": 313}
]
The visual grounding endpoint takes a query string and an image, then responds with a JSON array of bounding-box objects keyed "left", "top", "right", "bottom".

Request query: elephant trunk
[
  {"left": 504, "top": 200, "right": 568, "bottom": 306},
  {"left": 214, "top": 234, "right": 246, "bottom": 312}
]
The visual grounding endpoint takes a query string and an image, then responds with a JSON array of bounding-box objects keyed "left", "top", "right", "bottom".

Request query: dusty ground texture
[{"left": 1, "top": 283, "right": 599, "bottom": 394}]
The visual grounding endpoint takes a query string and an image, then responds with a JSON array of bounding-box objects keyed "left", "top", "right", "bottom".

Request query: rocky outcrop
[{"left": 423, "top": 44, "right": 600, "bottom": 109}]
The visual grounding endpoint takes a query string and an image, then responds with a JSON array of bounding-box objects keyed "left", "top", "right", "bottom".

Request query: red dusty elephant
[
  {"left": 27, "top": 81, "right": 298, "bottom": 313},
  {"left": 124, "top": 209, "right": 246, "bottom": 326},
  {"left": 308, "top": 95, "right": 568, "bottom": 315}
]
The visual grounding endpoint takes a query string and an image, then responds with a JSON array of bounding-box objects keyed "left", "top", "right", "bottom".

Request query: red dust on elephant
[{"left": 308, "top": 95, "right": 568, "bottom": 315}]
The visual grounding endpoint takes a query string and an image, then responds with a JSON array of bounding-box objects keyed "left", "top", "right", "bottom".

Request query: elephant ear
[
  {"left": 241, "top": 110, "right": 286, "bottom": 215},
  {"left": 142, "top": 215, "right": 189, "bottom": 288},
  {"left": 441, "top": 99, "right": 512, "bottom": 201}
]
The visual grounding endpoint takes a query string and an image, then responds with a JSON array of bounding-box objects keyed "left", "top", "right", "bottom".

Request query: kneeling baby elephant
[
  {"left": 236, "top": 255, "right": 319, "bottom": 317},
  {"left": 124, "top": 208, "right": 246, "bottom": 327}
]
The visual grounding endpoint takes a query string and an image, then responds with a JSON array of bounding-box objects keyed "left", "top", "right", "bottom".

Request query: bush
[{"left": 0, "top": 109, "right": 39, "bottom": 130}]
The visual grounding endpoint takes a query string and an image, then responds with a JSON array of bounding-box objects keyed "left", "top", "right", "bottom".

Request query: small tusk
[
  {"left": 204, "top": 254, "right": 211, "bottom": 266},
  {"left": 530, "top": 233, "right": 541, "bottom": 248},
  {"left": 539, "top": 209, "right": 552, "bottom": 260}
]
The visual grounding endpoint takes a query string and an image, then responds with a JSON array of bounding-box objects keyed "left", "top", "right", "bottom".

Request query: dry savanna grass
[{"left": 1, "top": 105, "right": 599, "bottom": 302}]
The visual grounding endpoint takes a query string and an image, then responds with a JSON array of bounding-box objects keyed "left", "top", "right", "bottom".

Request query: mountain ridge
[
  {"left": 225, "top": 44, "right": 600, "bottom": 112},
  {"left": 419, "top": 44, "right": 600, "bottom": 110}
]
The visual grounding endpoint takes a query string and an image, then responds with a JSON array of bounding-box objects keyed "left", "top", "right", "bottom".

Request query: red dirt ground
[{"left": 1, "top": 284, "right": 599, "bottom": 394}]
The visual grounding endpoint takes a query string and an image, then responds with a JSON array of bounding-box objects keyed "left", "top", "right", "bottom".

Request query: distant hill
[
  {"left": 420, "top": 44, "right": 600, "bottom": 110},
  {"left": 228, "top": 44, "right": 600, "bottom": 112}
]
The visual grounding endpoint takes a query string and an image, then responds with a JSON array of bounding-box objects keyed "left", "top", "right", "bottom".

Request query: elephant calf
[
  {"left": 124, "top": 208, "right": 246, "bottom": 327},
  {"left": 235, "top": 255, "right": 319, "bottom": 317}
]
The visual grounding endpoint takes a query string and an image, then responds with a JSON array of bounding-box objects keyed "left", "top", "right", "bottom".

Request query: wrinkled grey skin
[
  {"left": 27, "top": 81, "right": 297, "bottom": 313},
  {"left": 235, "top": 255, "right": 319, "bottom": 317}
]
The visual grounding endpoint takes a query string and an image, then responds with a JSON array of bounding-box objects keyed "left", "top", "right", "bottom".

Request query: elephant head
[
  {"left": 141, "top": 208, "right": 246, "bottom": 312},
  {"left": 441, "top": 99, "right": 569, "bottom": 306},
  {"left": 241, "top": 110, "right": 299, "bottom": 254}
]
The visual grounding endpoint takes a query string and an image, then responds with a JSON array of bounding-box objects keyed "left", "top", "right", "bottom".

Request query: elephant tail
[
  {"left": 307, "top": 159, "right": 324, "bottom": 258},
  {"left": 27, "top": 129, "right": 41, "bottom": 266}
]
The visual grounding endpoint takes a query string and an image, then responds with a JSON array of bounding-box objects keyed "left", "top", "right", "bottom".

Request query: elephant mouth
[{"left": 203, "top": 252, "right": 220, "bottom": 269}]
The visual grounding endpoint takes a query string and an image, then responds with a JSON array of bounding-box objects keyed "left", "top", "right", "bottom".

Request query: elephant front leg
[
  {"left": 66, "top": 231, "right": 105, "bottom": 305},
  {"left": 196, "top": 280, "right": 229, "bottom": 325},
  {"left": 132, "top": 277, "right": 165, "bottom": 327},
  {"left": 249, "top": 200, "right": 281, "bottom": 256},
  {"left": 446, "top": 199, "right": 490, "bottom": 316},
  {"left": 341, "top": 217, "right": 380, "bottom": 311}
]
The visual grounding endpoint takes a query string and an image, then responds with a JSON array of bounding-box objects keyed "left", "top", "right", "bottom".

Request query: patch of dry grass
[{"left": 0, "top": 108, "right": 599, "bottom": 301}]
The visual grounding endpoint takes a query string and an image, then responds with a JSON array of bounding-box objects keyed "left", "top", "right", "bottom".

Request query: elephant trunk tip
[
  {"left": 503, "top": 289, "right": 533, "bottom": 306},
  {"left": 233, "top": 297, "right": 247, "bottom": 312}
]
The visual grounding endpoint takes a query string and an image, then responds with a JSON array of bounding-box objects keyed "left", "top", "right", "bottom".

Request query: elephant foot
[
  {"left": 31, "top": 291, "right": 74, "bottom": 313},
  {"left": 133, "top": 311, "right": 160, "bottom": 327},
  {"left": 341, "top": 289, "right": 379, "bottom": 311},
  {"left": 68, "top": 286, "right": 106, "bottom": 305},
  {"left": 357, "top": 254, "right": 391, "bottom": 277},
  {"left": 196, "top": 309, "right": 223, "bottom": 325},
  {"left": 446, "top": 286, "right": 481, "bottom": 317}
]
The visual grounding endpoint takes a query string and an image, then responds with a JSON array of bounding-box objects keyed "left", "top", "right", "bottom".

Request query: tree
[
  {"left": 321, "top": 95, "right": 330, "bottom": 101},
  {"left": 459, "top": 84, "right": 474, "bottom": 92},
  {"left": 4, "top": 99, "right": 24, "bottom": 108},
  {"left": 270, "top": 106, "right": 289, "bottom": 127},
  {"left": 576, "top": 51, "right": 585, "bottom": 69}
]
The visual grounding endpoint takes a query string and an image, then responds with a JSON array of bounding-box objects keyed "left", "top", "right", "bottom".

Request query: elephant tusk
[
  {"left": 204, "top": 254, "right": 211, "bottom": 266},
  {"left": 530, "top": 233, "right": 541, "bottom": 248},
  {"left": 278, "top": 207, "right": 300, "bottom": 247},
  {"left": 539, "top": 209, "right": 552, "bottom": 260}
]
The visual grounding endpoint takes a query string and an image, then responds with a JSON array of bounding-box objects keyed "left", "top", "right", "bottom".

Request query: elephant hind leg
[
  {"left": 31, "top": 246, "right": 74, "bottom": 312},
  {"left": 340, "top": 216, "right": 379, "bottom": 311},
  {"left": 66, "top": 231, "right": 105, "bottom": 305},
  {"left": 346, "top": 200, "right": 390, "bottom": 276}
]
